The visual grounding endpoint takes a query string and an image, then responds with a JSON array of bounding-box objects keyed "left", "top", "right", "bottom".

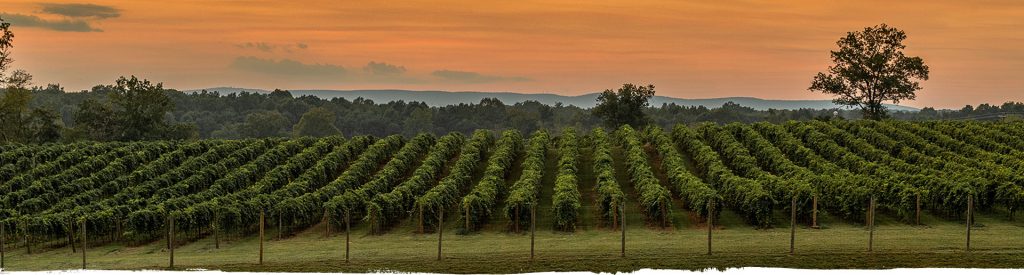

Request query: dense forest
[{"left": 3, "top": 82, "right": 1023, "bottom": 143}]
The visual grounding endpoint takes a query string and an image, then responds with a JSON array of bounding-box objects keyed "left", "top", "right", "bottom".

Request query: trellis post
[
  {"left": 707, "top": 199, "right": 713, "bottom": 255},
  {"left": 169, "top": 216, "right": 175, "bottom": 269},
  {"left": 69, "top": 218, "right": 76, "bottom": 253},
  {"left": 259, "top": 210, "right": 265, "bottom": 265},
  {"left": 324, "top": 208, "right": 330, "bottom": 238},
  {"left": 437, "top": 207, "right": 444, "bottom": 261},
  {"left": 515, "top": 206, "right": 520, "bottom": 233},
  {"left": 345, "top": 211, "right": 350, "bottom": 263},
  {"left": 1, "top": 222, "right": 5, "bottom": 269},
  {"left": 790, "top": 196, "right": 796, "bottom": 255},
  {"left": 966, "top": 195, "right": 973, "bottom": 252},
  {"left": 419, "top": 204, "right": 425, "bottom": 234},
  {"left": 81, "top": 219, "right": 87, "bottom": 270},
  {"left": 620, "top": 204, "right": 626, "bottom": 258},
  {"left": 530, "top": 203, "right": 536, "bottom": 260},
  {"left": 214, "top": 222, "right": 220, "bottom": 249},
  {"left": 812, "top": 195, "right": 819, "bottom": 229},
  {"left": 916, "top": 193, "right": 921, "bottom": 225},
  {"left": 24, "top": 221, "right": 30, "bottom": 255},
  {"left": 868, "top": 196, "right": 875, "bottom": 252}
]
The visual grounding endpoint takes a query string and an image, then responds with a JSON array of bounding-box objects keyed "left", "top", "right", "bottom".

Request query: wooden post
[
  {"left": 515, "top": 206, "right": 520, "bottom": 233},
  {"left": 81, "top": 219, "right": 86, "bottom": 270},
  {"left": 790, "top": 196, "right": 796, "bottom": 255},
  {"left": 278, "top": 214, "right": 283, "bottom": 240},
  {"left": 530, "top": 204, "right": 536, "bottom": 260},
  {"left": 419, "top": 204, "right": 425, "bottom": 234},
  {"left": 1, "top": 223, "right": 5, "bottom": 269},
  {"left": 24, "top": 223, "right": 30, "bottom": 255},
  {"left": 323, "top": 209, "right": 330, "bottom": 238},
  {"left": 868, "top": 196, "right": 875, "bottom": 252},
  {"left": 259, "top": 210, "right": 265, "bottom": 265},
  {"left": 612, "top": 202, "right": 618, "bottom": 230},
  {"left": 812, "top": 195, "right": 819, "bottom": 229},
  {"left": 69, "top": 219, "right": 76, "bottom": 253},
  {"left": 466, "top": 205, "right": 471, "bottom": 232},
  {"left": 620, "top": 204, "right": 625, "bottom": 258},
  {"left": 437, "top": 207, "right": 444, "bottom": 261},
  {"left": 661, "top": 203, "right": 668, "bottom": 228},
  {"left": 916, "top": 193, "right": 921, "bottom": 225},
  {"left": 966, "top": 195, "right": 973, "bottom": 252},
  {"left": 707, "top": 199, "right": 713, "bottom": 255},
  {"left": 345, "top": 211, "right": 350, "bottom": 263},
  {"left": 214, "top": 223, "right": 220, "bottom": 249},
  {"left": 169, "top": 216, "right": 175, "bottom": 269},
  {"left": 165, "top": 216, "right": 170, "bottom": 249}
]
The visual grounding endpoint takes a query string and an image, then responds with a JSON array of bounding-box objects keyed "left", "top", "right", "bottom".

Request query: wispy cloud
[
  {"left": 363, "top": 61, "right": 406, "bottom": 75},
  {"left": 0, "top": 13, "right": 102, "bottom": 32},
  {"left": 39, "top": 3, "right": 120, "bottom": 19},
  {"left": 1, "top": 3, "right": 119, "bottom": 32},
  {"left": 230, "top": 56, "right": 347, "bottom": 77},
  {"left": 431, "top": 69, "right": 531, "bottom": 83},
  {"left": 235, "top": 42, "right": 308, "bottom": 53}
]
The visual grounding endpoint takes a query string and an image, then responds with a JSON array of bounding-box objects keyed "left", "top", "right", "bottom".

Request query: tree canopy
[
  {"left": 592, "top": 83, "right": 656, "bottom": 128},
  {"left": 68, "top": 76, "right": 194, "bottom": 141},
  {"left": 292, "top": 107, "right": 341, "bottom": 137},
  {"left": 809, "top": 23, "right": 929, "bottom": 120}
]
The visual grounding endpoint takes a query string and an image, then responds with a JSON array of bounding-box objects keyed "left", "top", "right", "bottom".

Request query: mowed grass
[
  {"left": 5, "top": 210, "right": 1024, "bottom": 273},
  {"left": 5, "top": 142, "right": 1024, "bottom": 273}
]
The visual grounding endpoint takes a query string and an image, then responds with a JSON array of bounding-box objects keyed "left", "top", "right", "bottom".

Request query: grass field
[{"left": 4, "top": 206, "right": 1024, "bottom": 273}]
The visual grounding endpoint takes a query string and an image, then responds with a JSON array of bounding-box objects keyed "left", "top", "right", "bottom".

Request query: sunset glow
[{"left": 3, "top": 0, "right": 1023, "bottom": 108}]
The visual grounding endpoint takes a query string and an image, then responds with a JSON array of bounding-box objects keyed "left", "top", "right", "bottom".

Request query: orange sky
[{"left": 3, "top": 0, "right": 1023, "bottom": 108}]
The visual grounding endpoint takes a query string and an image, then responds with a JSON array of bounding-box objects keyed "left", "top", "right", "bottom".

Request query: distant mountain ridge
[{"left": 187, "top": 87, "right": 919, "bottom": 112}]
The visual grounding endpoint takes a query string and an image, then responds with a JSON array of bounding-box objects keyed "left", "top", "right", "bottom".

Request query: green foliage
[
  {"left": 697, "top": 123, "right": 814, "bottom": 218},
  {"left": 616, "top": 125, "right": 672, "bottom": 227},
  {"left": 416, "top": 130, "right": 492, "bottom": 231},
  {"left": 744, "top": 122, "right": 871, "bottom": 221},
  {"left": 591, "top": 128, "right": 625, "bottom": 227},
  {"left": 504, "top": 130, "right": 549, "bottom": 231},
  {"left": 292, "top": 107, "right": 341, "bottom": 137},
  {"left": 647, "top": 127, "right": 720, "bottom": 221},
  {"left": 461, "top": 129, "right": 522, "bottom": 231},
  {"left": 4, "top": 120, "right": 1022, "bottom": 244},
  {"left": 269, "top": 135, "right": 403, "bottom": 228},
  {"left": 551, "top": 128, "right": 581, "bottom": 231},
  {"left": 673, "top": 124, "right": 773, "bottom": 228},
  {"left": 239, "top": 110, "right": 291, "bottom": 138},
  {"left": 203, "top": 135, "right": 371, "bottom": 232},
  {"left": 323, "top": 133, "right": 435, "bottom": 228},
  {"left": 809, "top": 24, "right": 929, "bottom": 120},
  {"left": 71, "top": 76, "right": 193, "bottom": 141},
  {"left": 364, "top": 133, "right": 465, "bottom": 232},
  {"left": 592, "top": 83, "right": 655, "bottom": 128},
  {"left": 784, "top": 121, "right": 919, "bottom": 221}
]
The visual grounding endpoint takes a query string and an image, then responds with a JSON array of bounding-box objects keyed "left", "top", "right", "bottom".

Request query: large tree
[
  {"left": 110, "top": 76, "right": 175, "bottom": 140},
  {"left": 592, "top": 83, "right": 655, "bottom": 128},
  {"left": 71, "top": 76, "right": 193, "bottom": 141},
  {"left": 0, "top": 16, "right": 13, "bottom": 81},
  {"left": 809, "top": 24, "right": 929, "bottom": 120},
  {"left": 292, "top": 107, "right": 341, "bottom": 137}
]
